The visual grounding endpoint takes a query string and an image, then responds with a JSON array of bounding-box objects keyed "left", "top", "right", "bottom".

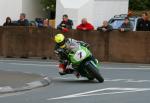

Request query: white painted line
[
  {"left": 48, "top": 88, "right": 110, "bottom": 100},
  {"left": 47, "top": 88, "right": 150, "bottom": 100},
  {"left": 0, "top": 86, "right": 13, "bottom": 92},
  {"left": 104, "top": 79, "right": 134, "bottom": 82},
  {"left": 53, "top": 77, "right": 85, "bottom": 80},
  {"left": 126, "top": 80, "right": 150, "bottom": 83},
  {"left": 0, "top": 60, "right": 150, "bottom": 70},
  {"left": 0, "top": 92, "right": 26, "bottom": 98},
  {"left": 0, "top": 59, "right": 58, "bottom": 64},
  {"left": 105, "top": 79, "right": 133, "bottom": 82},
  {"left": 27, "top": 81, "right": 43, "bottom": 88},
  {"left": 0, "top": 62, "right": 58, "bottom": 67},
  {"left": 53, "top": 77, "right": 150, "bottom": 83},
  {"left": 77, "top": 89, "right": 150, "bottom": 97},
  {"left": 9, "top": 62, "right": 57, "bottom": 67},
  {"left": 103, "top": 67, "right": 150, "bottom": 70},
  {"left": 139, "top": 66, "right": 150, "bottom": 68}
]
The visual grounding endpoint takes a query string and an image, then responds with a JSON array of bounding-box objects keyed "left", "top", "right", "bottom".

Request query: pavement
[
  {"left": 0, "top": 58, "right": 150, "bottom": 103},
  {"left": 0, "top": 68, "right": 50, "bottom": 94}
]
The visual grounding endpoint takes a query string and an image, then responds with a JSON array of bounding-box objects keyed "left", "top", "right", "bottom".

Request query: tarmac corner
[{"left": 0, "top": 70, "right": 51, "bottom": 94}]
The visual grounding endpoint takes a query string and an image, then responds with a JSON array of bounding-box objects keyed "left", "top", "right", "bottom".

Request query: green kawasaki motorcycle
[{"left": 58, "top": 45, "right": 104, "bottom": 83}]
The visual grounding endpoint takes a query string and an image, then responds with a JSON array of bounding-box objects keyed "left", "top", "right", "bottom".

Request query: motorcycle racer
[
  {"left": 54, "top": 33, "right": 104, "bottom": 83},
  {"left": 54, "top": 33, "right": 89, "bottom": 76}
]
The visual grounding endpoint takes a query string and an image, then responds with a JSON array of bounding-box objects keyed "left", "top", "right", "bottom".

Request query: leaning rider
[{"left": 54, "top": 33, "right": 89, "bottom": 77}]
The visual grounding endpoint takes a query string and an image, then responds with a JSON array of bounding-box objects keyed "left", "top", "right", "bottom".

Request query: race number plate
[{"left": 74, "top": 50, "right": 87, "bottom": 61}]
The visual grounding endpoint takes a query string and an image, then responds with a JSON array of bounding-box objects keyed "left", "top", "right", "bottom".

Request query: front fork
[{"left": 90, "top": 56, "right": 100, "bottom": 69}]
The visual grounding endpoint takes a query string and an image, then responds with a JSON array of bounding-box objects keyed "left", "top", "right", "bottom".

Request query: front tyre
[
  {"left": 85, "top": 61, "right": 104, "bottom": 83},
  {"left": 87, "top": 76, "right": 94, "bottom": 81}
]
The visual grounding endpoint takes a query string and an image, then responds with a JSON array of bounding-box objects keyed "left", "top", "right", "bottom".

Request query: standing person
[
  {"left": 43, "top": 19, "right": 50, "bottom": 27},
  {"left": 3, "top": 17, "right": 14, "bottom": 26},
  {"left": 57, "top": 14, "right": 73, "bottom": 32},
  {"left": 97, "top": 20, "right": 113, "bottom": 32},
  {"left": 136, "top": 12, "right": 150, "bottom": 31},
  {"left": 17, "top": 13, "right": 29, "bottom": 26},
  {"left": 76, "top": 18, "right": 94, "bottom": 31},
  {"left": 119, "top": 17, "right": 133, "bottom": 32}
]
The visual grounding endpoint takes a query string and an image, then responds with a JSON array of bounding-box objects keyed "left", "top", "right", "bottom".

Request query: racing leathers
[{"left": 54, "top": 38, "right": 89, "bottom": 76}]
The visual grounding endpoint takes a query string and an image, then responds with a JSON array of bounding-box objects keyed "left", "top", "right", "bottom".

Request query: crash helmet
[{"left": 54, "top": 33, "right": 66, "bottom": 48}]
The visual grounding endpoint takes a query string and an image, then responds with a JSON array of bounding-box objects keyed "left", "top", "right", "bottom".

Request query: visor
[
  {"left": 60, "top": 44, "right": 66, "bottom": 48},
  {"left": 57, "top": 40, "right": 66, "bottom": 48}
]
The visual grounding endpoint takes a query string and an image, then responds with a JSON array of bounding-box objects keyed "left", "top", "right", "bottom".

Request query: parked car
[{"left": 108, "top": 14, "right": 140, "bottom": 31}]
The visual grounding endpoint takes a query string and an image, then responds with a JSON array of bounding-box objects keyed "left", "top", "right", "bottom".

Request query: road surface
[{"left": 0, "top": 58, "right": 150, "bottom": 103}]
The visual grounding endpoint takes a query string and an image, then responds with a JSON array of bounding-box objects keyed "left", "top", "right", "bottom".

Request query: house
[
  {"left": 56, "top": 0, "right": 129, "bottom": 29},
  {"left": 0, "top": 0, "right": 46, "bottom": 25}
]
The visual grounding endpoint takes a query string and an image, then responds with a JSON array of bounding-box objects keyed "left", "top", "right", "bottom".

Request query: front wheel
[
  {"left": 85, "top": 61, "right": 104, "bottom": 83},
  {"left": 87, "top": 76, "right": 94, "bottom": 81}
]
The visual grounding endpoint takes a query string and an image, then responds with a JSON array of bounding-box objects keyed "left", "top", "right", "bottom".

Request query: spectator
[
  {"left": 76, "top": 18, "right": 94, "bottom": 31},
  {"left": 29, "top": 21, "right": 36, "bottom": 27},
  {"left": 17, "top": 13, "right": 29, "bottom": 26},
  {"left": 43, "top": 19, "right": 50, "bottom": 27},
  {"left": 119, "top": 17, "right": 133, "bottom": 32},
  {"left": 3, "top": 17, "right": 14, "bottom": 26},
  {"left": 97, "top": 20, "right": 113, "bottom": 32},
  {"left": 57, "top": 14, "right": 73, "bottom": 32},
  {"left": 136, "top": 12, "right": 150, "bottom": 31},
  {"left": 35, "top": 18, "right": 44, "bottom": 27}
]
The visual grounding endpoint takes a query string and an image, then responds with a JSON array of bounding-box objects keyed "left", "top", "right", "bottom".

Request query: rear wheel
[{"left": 85, "top": 61, "right": 104, "bottom": 83}]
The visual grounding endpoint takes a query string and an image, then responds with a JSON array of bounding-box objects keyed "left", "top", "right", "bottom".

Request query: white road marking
[
  {"left": 0, "top": 60, "right": 150, "bottom": 70},
  {"left": 106, "top": 79, "right": 150, "bottom": 83},
  {"left": 53, "top": 77, "right": 84, "bottom": 80},
  {"left": 53, "top": 77, "right": 150, "bottom": 83},
  {"left": 0, "top": 59, "right": 58, "bottom": 64},
  {"left": 139, "top": 66, "right": 150, "bottom": 68},
  {"left": 0, "top": 92, "right": 25, "bottom": 98},
  {"left": 75, "top": 89, "right": 150, "bottom": 97},
  {"left": 103, "top": 67, "right": 150, "bottom": 70},
  {"left": 47, "top": 88, "right": 150, "bottom": 100},
  {"left": 0, "top": 86, "right": 13, "bottom": 93},
  {"left": 27, "top": 81, "right": 43, "bottom": 88},
  {"left": 0, "top": 62, "right": 58, "bottom": 67},
  {"left": 105, "top": 79, "right": 133, "bottom": 82},
  {"left": 126, "top": 80, "right": 150, "bottom": 83}
]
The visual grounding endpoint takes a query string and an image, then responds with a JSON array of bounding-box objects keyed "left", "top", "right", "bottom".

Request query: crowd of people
[
  {"left": 2, "top": 12, "right": 150, "bottom": 32},
  {"left": 3, "top": 13, "right": 51, "bottom": 27},
  {"left": 57, "top": 13, "right": 150, "bottom": 32}
]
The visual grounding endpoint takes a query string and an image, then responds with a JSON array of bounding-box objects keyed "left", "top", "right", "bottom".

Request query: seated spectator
[
  {"left": 119, "top": 17, "right": 133, "bottom": 32},
  {"left": 57, "top": 14, "right": 73, "bottom": 32},
  {"left": 3, "top": 17, "right": 14, "bottom": 26},
  {"left": 97, "top": 20, "right": 113, "bottom": 32},
  {"left": 136, "top": 12, "right": 150, "bottom": 31},
  {"left": 17, "top": 13, "right": 29, "bottom": 26},
  {"left": 76, "top": 18, "right": 94, "bottom": 31}
]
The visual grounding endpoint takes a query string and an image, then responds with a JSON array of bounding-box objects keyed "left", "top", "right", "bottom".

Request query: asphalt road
[{"left": 0, "top": 58, "right": 150, "bottom": 103}]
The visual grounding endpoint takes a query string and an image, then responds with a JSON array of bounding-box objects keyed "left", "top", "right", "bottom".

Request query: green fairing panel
[{"left": 68, "top": 46, "right": 91, "bottom": 65}]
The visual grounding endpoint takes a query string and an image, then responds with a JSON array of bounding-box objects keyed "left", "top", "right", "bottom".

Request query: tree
[
  {"left": 40, "top": 0, "right": 56, "bottom": 19},
  {"left": 129, "top": 0, "right": 150, "bottom": 10}
]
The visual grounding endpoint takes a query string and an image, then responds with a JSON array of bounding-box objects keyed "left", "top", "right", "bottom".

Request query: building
[
  {"left": 56, "top": 0, "right": 129, "bottom": 29},
  {"left": 0, "top": 0, "right": 46, "bottom": 25}
]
